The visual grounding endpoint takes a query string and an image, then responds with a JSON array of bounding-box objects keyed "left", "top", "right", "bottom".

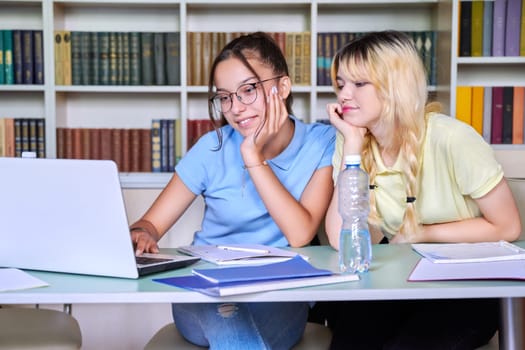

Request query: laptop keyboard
[{"left": 136, "top": 256, "right": 172, "bottom": 265}]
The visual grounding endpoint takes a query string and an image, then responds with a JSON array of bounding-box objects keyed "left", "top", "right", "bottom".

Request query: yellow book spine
[
  {"left": 456, "top": 86, "right": 473, "bottom": 125},
  {"left": 471, "top": 86, "right": 484, "bottom": 134}
]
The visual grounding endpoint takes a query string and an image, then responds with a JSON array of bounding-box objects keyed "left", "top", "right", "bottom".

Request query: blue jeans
[{"left": 172, "top": 302, "right": 309, "bottom": 350}]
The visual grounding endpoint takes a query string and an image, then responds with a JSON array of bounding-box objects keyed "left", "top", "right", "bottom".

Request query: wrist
[{"left": 243, "top": 160, "right": 268, "bottom": 169}]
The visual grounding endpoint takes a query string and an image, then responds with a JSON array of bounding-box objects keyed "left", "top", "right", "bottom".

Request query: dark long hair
[{"left": 207, "top": 32, "right": 293, "bottom": 149}]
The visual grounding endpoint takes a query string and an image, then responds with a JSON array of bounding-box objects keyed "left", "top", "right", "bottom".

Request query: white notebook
[{"left": 411, "top": 241, "right": 525, "bottom": 264}]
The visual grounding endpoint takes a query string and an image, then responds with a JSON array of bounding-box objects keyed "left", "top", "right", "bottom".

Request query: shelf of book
[{"left": 2, "top": 0, "right": 524, "bottom": 188}]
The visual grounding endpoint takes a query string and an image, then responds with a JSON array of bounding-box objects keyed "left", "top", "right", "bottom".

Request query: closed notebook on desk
[
  {"left": 154, "top": 256, "right": 359, "bottom": 296},
  {"left": 0, "top": 157, "right": 199, "bottom": 279}
]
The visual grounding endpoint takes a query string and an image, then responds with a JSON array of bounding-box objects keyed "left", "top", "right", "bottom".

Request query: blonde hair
[{"left": 331, "top": 31, "right": 441, "bottom": 239}]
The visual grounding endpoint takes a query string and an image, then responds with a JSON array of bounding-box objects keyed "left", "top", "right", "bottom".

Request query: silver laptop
[{"left": 0, "top": 157, "right": 199, "bottom": 279}]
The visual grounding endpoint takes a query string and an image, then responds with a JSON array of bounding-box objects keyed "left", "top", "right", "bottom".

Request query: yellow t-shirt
[{"left": 332, "top": 113, "right": 503, "bottom": 237}]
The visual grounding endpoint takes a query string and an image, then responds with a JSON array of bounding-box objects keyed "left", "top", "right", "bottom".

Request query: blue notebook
[{"left": 153, "top": 256, "right": 358, "bottom": 296}]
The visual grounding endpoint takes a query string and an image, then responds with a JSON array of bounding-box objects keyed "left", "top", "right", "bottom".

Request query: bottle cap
[{"left": 344, "top": 154, "right": 361, "bottom": 165}]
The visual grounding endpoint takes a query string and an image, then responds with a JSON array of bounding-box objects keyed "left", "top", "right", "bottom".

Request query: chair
[
  {"left": 0, "top": 305, "right": 82, "bottom": 350},
  {"left": 144, "top": 322, "right": 332, "bottom": 350}
]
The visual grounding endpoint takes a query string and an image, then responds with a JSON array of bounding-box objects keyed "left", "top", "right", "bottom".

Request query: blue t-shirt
[{"left": 176, "top": 116, "right": 335, "bottom": 247}]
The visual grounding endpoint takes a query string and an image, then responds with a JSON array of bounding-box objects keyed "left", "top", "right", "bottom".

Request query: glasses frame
[{"left": 210, "top": 75, "right": 284, "bottom": 114}]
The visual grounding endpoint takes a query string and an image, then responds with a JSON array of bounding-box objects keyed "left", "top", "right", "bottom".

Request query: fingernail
[{"left": 271, "top": 86, "right": 278, "bottom": 94}]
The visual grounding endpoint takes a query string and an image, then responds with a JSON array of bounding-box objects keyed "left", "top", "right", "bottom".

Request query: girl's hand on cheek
[{"left": 327, "top": 102, "right": 367, "bottom": 154}]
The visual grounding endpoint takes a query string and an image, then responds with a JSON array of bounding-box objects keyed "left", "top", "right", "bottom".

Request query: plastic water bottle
[{"left": 338, "top": 154, "right": 372, "bottom": 274}]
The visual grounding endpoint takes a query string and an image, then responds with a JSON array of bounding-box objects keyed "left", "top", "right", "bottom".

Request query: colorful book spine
[
  {"left": 505, "top": 0, "right": 522, "bottom": 56},
  {"left": 459, "top": 1, "right": 472, "bottom": 56},
  {"left": 491, "top": 86, "right": 504, "bottom": 144},
  {"left": 0, "top": 30, "right": 4, "bottom": 84},
  {"left": 512, "top": 86, "right": 524, "bottom": 144},
  {"left": 141, "top": 32, "right": 154, "bottom": 85},
  {"left": 492, "top": 0, "right": 507, "bottom": 56},
  {"left": 33, "top": 30, "right": 44, "bottom": 84},
  {"left": 471, "top": 86, "right": 484, "bottom": 135},
  {"left": 129, "top": 32, "right": 141, "bottom": 85},
  {"left": 21, "top": 30, "right": 34, "bottom": 84},
  {"left": 151, "top": 119, "right": 161, "bottom": 172},
  {"left": 165, "top": 32, "right": 180, "bottom": 86},
  {"left": 456, "top": 86, "right": 473, "bottom": 125},
  {"left": 470, "top": 0, "right": 484, "bottom": 57},
  {"left": 502, "top": 86, "right": 514, "bottom": 143},
  {"left": 12, "top": 30, "right": 23, "bottom": 84},
  {"left": 482, "top": 0, "right": 494, "bottom": 56},
  {"left": 482, "top": 87, "right": 493, "bottom": 143},
  {"left": 3, "top": 30, "right": 14, "bottom": 84}
]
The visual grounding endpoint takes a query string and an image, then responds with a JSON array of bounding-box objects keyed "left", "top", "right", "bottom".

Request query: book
[
  {"left": 62, "top": 31, "right": 72, "bottom": 85},
  {"left": 459, "top": 0, "right": 472, "bottom": 56},
  {"left": 177, "top": 244, "right": 302, "bottom": 266},
  {"left": 521, "top": 0, "right": 525, "bottom": 56},
  {"left": 513, "top": 86, "right": 524, "bottom": 144},
  {"left": 71, "top": 31, "right": 82, "bottom": 85},
  {"left": 504, "top": 0, "right": 522, "bottom": 56},
  {"left": 471, "top": 86, "right": 484, "bottom": 135},
  {"left": 3, "top": 30, "right": 14, "bottom": 84},
  {"left": 79, "top": 31, "right": 90, "bottom": 85},
  {"left": 12, "top": 30, "right": 23, "bottom": 84},
  {"left": 411, "top": 241, "right": 525, "bottom": 264},
  {"left": 491, "top": 86, "right": 504, "bottom": 144},
  {"left": 154, "top": 255, "right": 359, "bottom": 296},
  {"left": 155, "top": 269, "right": 358, "bottom": 297},
  {"left": 22, "top": 30, "right": 34, "bottom": 84},
  {"left": 470, "top": 0, "right": 484, "bottom": 57},
  {"left": 108, "top": 32, "right": 118, "bottom": 85},
  {"left": 492, "top": 0, "right": 507, "bottom": 57},
  {"left": 165, "top": 32, "right": 180, "bottom": 85},
  {"left": 408, "top": 258, "right": 525, "bottom": 282},
  {"left": 482, "top": 0, "right": 493, "bottom": 56},
  {"left": 98, "top": 32, "right": 110, "bottom": 85},
  {"left": 129, "top": 32, "right": 141, "bottom": 85},
  {"left": 502, "top": 86, "right": 514, "bottom": 144},
  {"left": 455, "top": 86, "right": 472, "bottom": 125},
  {"left": 90, "top": 31, "right": 100, "bottom": 85},
  {"left": 482, "top": 86, "right": 492, "bottom": 143},
  {"left": 0, "top": 30, "right": 4, "bottom": 84},
  {"left": 33, "top": 30, "right": 44, "bottom": 84},
  {"left": 141, "top": 32, "right": 154, "bottom": 85},
  {"left": 151, "top": 119, "right": 161, "bottom": 172}
]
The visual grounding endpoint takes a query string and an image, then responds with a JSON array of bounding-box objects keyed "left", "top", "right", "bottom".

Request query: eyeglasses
[{"left": 210, "top": 76, "right": 284, "bottom": 114}]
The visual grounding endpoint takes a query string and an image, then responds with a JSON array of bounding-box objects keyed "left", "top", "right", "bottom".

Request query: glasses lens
[
  {"left": 237, "top": 83, "right": 258, "bottom": 105},
  {"left": 212, "top": 94, "right": 231, "bottom": 113}
]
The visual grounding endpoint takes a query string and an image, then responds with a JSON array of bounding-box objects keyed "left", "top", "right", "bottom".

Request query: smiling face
[
  {"left": 212, "top": 57, "right": 279, "bottom": 137},
  {"left": 335, "top": 66, "right": 383, "bottom": 132}
]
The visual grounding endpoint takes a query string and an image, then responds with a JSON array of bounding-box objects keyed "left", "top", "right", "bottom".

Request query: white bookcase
[{"left": 1, "top": 0, "right": 523, "bottom": 189}]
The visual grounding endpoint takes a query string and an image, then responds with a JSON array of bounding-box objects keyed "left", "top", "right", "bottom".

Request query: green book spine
[
  {"left": 79, "top": 31, "right": 90, "bottom": 85},
  {"left": 117, "top": 32, "right": 124, "bottom": 85},
  {"left": 3, "top": 30, "right": 13, "bottom": 84},
  {"left": 90, "top": 31, "right": 100, "bottom": 85},
  {"left": 141, "top": 32, "right": 154, "bottom": 85},
  {"left": 121, "top": 32, "right": 130, "bottom": 85},
  {"left": 12, "top": 30, "right": 23, "bottom": 84},
  {"left": 0, "top": 30, "right": 5, "bottom": 84},
  {"left": 129, "top": 32, "right": 141, "bottom": 85},
  {"left": 153, "top": 32, "right": 166, "bottom": 85},
  {"left": 33, "top": 30, "right": 44, "bottom": 84},
  {"left": 108, "top": 32, "right": 118, "bottom": 85},
  {"left": 98, "top": 32, "right": 110, "bottom": 85},
  {"left": 22, "top": 30, "right": 34, "bottom": 84},
  {"left": 71, "top": 31, "right": 82, "bottom": 85},
  {"left": 165, "top": 32, "right": 180, "bottom": 85}
]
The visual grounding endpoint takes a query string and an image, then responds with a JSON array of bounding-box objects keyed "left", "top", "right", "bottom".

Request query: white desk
[{"left": 1, "top": 244, "right": 524, "bottom": 349}]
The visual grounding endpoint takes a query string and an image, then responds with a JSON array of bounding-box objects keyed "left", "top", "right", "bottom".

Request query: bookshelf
[{"left": 1, "top": 0, "right": 523, "bottom": 189}]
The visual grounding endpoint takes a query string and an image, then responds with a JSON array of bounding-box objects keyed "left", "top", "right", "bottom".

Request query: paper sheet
[{"left": 0, "top": 268, "right": 49, "bottom": 292}]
